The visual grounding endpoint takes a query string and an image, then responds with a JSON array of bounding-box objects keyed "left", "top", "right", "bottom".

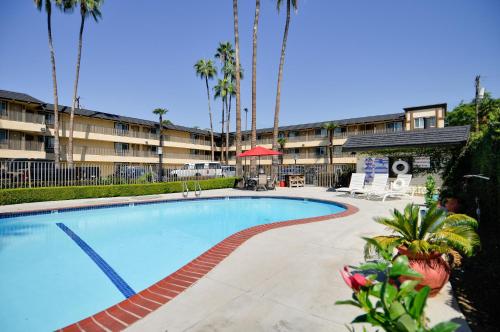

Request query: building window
[
  {"left": 44, "top": 113, "right": 54, "bottom": 125},
  {"left": 115, "top": 143, "right": 129, "bottom": 154},
  {"left": 0, "top": 129, "right": 7, "bottom": 142},
  {"left": 0, "top": 101, "right": 7, "bottom": 116},
  {"left": 315, "top": 147, "right": 326, "bottom": 156},
  {"left": 414, "top": 118, "right": 424, "bottom": 129},
  {"left": 425, "top": 117, "right": 436, "bottom": 128},
  {"left": 44, "top": 136, "right": 54, "bottom": 150},
  {"left": 288, "top": 131, "right": 298, "bottom": 138},
  {"left": 334, "top": 127, "right": 344, "bottom": 137},
  {"left": 115, "top": 123, "right": 129, "bottom": 132},
  {"left": 414, "top": 117, "right": 436, "bottom": 129},
  {"left": 286, "top": 148, "right": 300, "bottom": 154},
  {"left": 333, "top": 146, "right": 343, "bottom": 156},
  {"left": 386, "top": 121, "right": 403, "bottom": 132},
  {"left": 315, "top": 128, "right": 327, "bottom": 137},
  {"left": 278, "top": 132, "right": 285, "bottom": 139}
]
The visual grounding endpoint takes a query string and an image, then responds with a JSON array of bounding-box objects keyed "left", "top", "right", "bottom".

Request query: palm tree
[
  {"left": 214, "top": 78, "right": 229, "bottom": 164},
  {"left": 222, "top": 61, "right": 243, "bottom": 165},
  {"left": 251, "top": 0, "right": 261, "bottom": 173},
  {"left": 61, "top": 0, "right": 103, "bottom": 168},
  {"left": 277, "top": 137, "right": 286, "bottom": 164},
  {"left": 364, "top": 204, "right": 480, "bottom": 265},
  {"left": 194, "top": 59, "right": 217, "bottom": 161},
  {"left": 272, "top": 0, "right": 298, "bottom": 166},
  {"left": 34, "top": 0, "right": 62, "bottom": 167},
  {"left": 153, "top": 108, "right": 168, "bottom": 180},
  {"left": 215, "top": 42, "right": 235, "bottom": 77},
  {"left": 232, "top": 0, "right": 243, "bottom": 176},
  {"left": 322, "top": 122, "right": 337, "bottom": 164}
]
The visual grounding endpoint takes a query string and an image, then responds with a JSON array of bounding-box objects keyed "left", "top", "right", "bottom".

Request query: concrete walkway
[{"left": 0, "top": 187, "right": 470, "bottom": 331}]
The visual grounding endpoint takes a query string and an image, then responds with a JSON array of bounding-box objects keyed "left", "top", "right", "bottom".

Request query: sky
[{"left": 1, "top": 0, "right": 499, "bottom": 131}]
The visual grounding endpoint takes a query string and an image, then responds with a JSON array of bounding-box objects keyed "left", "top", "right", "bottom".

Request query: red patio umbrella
[
  {"left": 237, "top": 146, "right": 282, "bottom": 157},
  {"left": 237, "top": 146, "right": 282, "bottom": 176}
]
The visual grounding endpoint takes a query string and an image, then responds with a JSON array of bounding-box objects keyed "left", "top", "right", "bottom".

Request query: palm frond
[{"left": 363, "top": 236, "right": 402, "bottom": 259}]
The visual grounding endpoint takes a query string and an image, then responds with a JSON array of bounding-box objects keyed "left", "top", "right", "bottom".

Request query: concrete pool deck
[{"left": 0, "top": 187, "right": 470, "bottom": 331}]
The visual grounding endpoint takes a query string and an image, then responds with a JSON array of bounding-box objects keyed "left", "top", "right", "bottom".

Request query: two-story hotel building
[{"left": 1, "top": 89, "right": 452, "bottom": 168}]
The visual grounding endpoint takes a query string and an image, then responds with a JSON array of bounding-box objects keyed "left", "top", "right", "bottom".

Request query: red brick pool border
[{"left": 27, "top": 196, "right": 358, "bottom": 332}]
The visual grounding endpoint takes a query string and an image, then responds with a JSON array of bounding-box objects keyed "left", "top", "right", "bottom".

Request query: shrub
[
  {"left": 424, "top": 175, "right": 436, "bottom": 208},
  {"left": 0, "top": 177, "right": 238, "bottom": 205}
]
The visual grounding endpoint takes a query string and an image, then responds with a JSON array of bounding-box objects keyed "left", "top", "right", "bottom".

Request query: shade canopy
[{"left": 237, "top": 146, "right": 282, "bottom": 157}]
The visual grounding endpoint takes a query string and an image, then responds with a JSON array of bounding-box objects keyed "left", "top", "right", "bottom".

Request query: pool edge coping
[{"left": 6, "top": 195, "right": 357, "bottom": 332}]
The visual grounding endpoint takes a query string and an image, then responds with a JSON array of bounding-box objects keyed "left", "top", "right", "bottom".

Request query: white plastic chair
[
  {"left": 352, "top": 173, "right": 389, "bottom": 198},
  {"left": 336, "top": 173, "right": 366, "bottom": 195}
]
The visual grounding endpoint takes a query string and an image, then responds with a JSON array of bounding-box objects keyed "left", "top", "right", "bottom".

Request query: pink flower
[{"left": 340, "top": 266, "right": 370, "bottom": 291}]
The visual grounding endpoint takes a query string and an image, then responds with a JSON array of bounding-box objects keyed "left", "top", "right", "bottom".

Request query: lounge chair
[
  {"left": 369, "top": 174, "right": 413, "bottom": 201},
  {"left": 255, "top": 173, "right": 268, "bottom": 191},
  {"left": 336, "top": 173, "right": 366, "bottom": 195},
  {"left": 352, "top": 173, "right": 389, "bottom": 197}
]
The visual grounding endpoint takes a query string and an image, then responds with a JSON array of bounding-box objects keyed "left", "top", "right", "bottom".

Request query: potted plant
[
  {"left": 336, "top": 239, "right": 460, "bottom": 332},
  {"left": 364, "top": 204, "right": 480, "bottom": 296}
]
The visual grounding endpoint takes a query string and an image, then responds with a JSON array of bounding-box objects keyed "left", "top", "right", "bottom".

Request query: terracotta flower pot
[{"left": 397, "top": 247, "right": 451, "bottom": 297}]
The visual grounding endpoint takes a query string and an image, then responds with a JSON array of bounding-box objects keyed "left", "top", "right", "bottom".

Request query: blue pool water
[{"left": 0, "top": 197, "right": 345, "bottom": 331}]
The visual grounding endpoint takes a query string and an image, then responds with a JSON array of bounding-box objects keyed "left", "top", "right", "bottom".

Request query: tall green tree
[
  {"left": 446, "top": 92, "right": 500, "bottom": 129},
  {"left": 232, "top": 0, "right": 243, "bottom": 176},
  {"left": 215, "top": 42, "right": 234, "bottom": 164},
  {"left": 222, "top": 61, "right": 243, "bottom": 164},
  {"left": 251, "top": 0, "right": 261, "bottom": 173},
  {"left": 194, "top": 59, "right": 217, "bottom": 160},
  {"left": 62, "top": 0, "right": 103, "bottom": 168},
  {"left": 34, "top": 0, "right": 62, "bottom": 167},
  {"left": 153, "top": 108, "right": 168, "bottom": 180},
  {"left": 323, "top": 122, "right": 338, "bottom": 164},
  {"left": 272, "top": 0, "right": 298, "bottom": 166}
]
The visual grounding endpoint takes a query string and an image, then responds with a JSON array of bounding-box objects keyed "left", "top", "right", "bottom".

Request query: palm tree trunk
[
  {"left": 68, "top": 13, "right": 85, "bottom": 168},
  {"left": 329, "top": 133, "right": 333, "bottom": 165},
  {"left": 159, "top": 114, "right": 163, "bottom": 180},
  {"left": 272, "top": 0, "right": 291, "bottom": 165},
  {"left": 220, "top": 101, "right": 225, "bottom": 164},
  {"left": 251, "top": 0, "right": 260, "bottom": 175},
  {"left": 226, "top": 95, "right": 231, "bottom": 165},
  {"left": 233, "top": 0, "right": 242, "bottom": 177},
  {"left": 205, "top": 77, "right": 215, "bottom": 161},
  {"left": 47, "top": 4, "right": 60, "bottom": 168}
]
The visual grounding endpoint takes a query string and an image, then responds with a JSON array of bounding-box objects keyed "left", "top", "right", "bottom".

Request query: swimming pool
[{"left": 0, "top": 197, "right": 347, "bottom": 331}]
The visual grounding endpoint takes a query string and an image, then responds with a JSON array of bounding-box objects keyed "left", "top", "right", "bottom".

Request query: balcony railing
[
  {"left": 0, "top": 110, "right": 46, "bottom": 124},
  {"left": 168, "top": 153, "right": 212, "bottom": 161},
  {"left": 164, "top": 135, "right": 212, "bottom": 147},
  {"left": 0, "top": 139, "right": 45, "bottom": 151}
]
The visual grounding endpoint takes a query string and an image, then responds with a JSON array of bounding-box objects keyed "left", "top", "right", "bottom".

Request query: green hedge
[{"left": 0, "top": 177, "right": 238, "bottom": 205}]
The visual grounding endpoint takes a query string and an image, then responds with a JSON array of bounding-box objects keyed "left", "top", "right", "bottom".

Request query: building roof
[
  {"left": 342, "top": 125, "right": 470, "bottom": 152},
  {"left": 0, "top": 89, "right": 215, "bottom": 136},
  {"left": 240, "top": 113, "right": 405, "bottom": 135},
  {"left": 0, "top": 90, "right": 44, "bottom": 104},
  {"left": 403, "top": 103, "right": 447, "bottom": 112}
]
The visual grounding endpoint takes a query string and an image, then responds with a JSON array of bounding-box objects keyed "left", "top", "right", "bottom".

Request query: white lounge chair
[
  {"left": 369, "top": 174, "right": 413, "bottom": 201},
  {"left": 352, "top": 173, "right": 389, "bottom": 198},
  {"left": 336, "top": 173, "right": 366, "bottom": 195}
]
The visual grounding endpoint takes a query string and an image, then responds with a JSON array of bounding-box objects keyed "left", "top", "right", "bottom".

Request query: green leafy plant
[
  {"left": 424, "top": 176, "right": 437, "bottom": 208},
  {"left": 0, "top": 177, "right": 238, "bottom": 205},
  {"left": 336, "top": 239, "right": 460, "bottom": 332},
  {"left": 364, "top": 204, "right": 479, "bottom": 265}
]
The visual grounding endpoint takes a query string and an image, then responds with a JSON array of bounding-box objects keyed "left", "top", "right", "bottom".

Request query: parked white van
[{"left": 170, "top": 162, "right": 222, "bottom": 178}]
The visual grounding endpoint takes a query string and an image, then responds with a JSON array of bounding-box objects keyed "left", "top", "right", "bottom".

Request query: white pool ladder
[
  {"left": 182, "top": 181, "right": 189, "bottom": 198},
  {"left": 194, "top": 181, "right": 202, "bottom": 197}
]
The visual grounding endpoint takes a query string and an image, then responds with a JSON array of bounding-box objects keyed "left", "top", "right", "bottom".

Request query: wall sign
[
  {"left": 414, "top": 156, "right": 431, "bottom": 169},
  {"left": 363, "top": 157, "right": 389, "bottom": 183}
]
